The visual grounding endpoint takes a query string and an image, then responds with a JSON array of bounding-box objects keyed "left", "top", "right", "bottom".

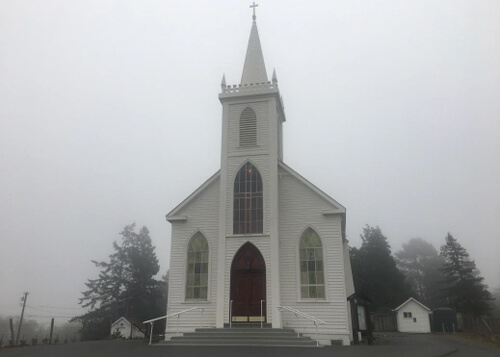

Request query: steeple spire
[{"left": 240, "top": 3, "right": 268, "bottom": 85}]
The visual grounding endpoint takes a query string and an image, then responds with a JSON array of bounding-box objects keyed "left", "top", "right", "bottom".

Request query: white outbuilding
[
  {"left": 110, "top": 317, "right": 145, "bottom": 339},
  {"left": 394, "top": 297, "right": 431, "bottom": 333}
]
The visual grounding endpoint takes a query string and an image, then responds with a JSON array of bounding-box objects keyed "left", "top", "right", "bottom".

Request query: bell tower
[{"left": 215, "top": 6, "right": 286, "bottom": 327}]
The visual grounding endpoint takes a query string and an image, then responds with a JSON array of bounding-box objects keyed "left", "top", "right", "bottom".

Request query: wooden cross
[{"left": 250, "top": 2, "right": 258, "bottom": 22}]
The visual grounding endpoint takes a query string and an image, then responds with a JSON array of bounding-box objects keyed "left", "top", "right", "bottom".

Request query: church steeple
[{"left": 240, "top": 5, "right": 268, "bottom": 85}]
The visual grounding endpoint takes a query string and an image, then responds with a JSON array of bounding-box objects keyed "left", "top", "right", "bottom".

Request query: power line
[
  {"left": 26, "top": 304, "right": 86, "bottom": 311},
  {"left": 25, "top": 314, "right": 75, "bottom": 319},
  {"left": 38, "top": 305, "right": 87, "bottom": 310}
]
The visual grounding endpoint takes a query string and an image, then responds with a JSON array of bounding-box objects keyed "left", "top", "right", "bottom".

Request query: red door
[{"left": 230, "top": 243, "right": 266, "bottom": 322}]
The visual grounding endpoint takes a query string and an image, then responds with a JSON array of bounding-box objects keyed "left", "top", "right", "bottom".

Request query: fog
[{"left": 1, "top": 0, "right": 499, "bottom": 323}]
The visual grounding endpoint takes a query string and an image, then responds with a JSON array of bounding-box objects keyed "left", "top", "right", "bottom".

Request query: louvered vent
[{"left": 239, "top": 108, "right": 257, "bottom": 147}]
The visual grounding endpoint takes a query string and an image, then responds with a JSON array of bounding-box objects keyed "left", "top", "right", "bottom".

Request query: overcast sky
[{"left": 1, "top": 0, "right": 499, "bottom": 324}]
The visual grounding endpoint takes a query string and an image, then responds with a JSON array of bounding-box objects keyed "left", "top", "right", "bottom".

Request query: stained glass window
[
  {"left": 233, "top": 162, "right": 263, "bottom": 234},
  {"left": 186, "top": 232, "right": 209, "bottom": 300},
  {"left": 299, "top": 228, "right": 325, "bottom": 299}
]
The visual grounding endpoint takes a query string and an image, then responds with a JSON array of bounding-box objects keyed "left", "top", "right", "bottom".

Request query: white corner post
[
  {"left": 216, "top": 101, "right": 229, "bottom": 328},
  {"left": 269, "top": 96, "right": 281, "bottom": 328}
]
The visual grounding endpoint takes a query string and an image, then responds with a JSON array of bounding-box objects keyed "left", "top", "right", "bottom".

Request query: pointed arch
[
  {"left": 299, "top": 228, "right": 325, "bottom": 299},
  {"left": 231, "top": 242, "right": 266, "bottom": 272},
  {"left": 239, "top": 107, "right": 257, "bottom": 147},
  {"left": 233, "top": 162, "right": 263, "bottom": 234},
  {"left": 185, "top": 232, "right": 209, "bottom": 300},
  {"left": 230, "top": 242, "right": 266, "bottom": 322}
]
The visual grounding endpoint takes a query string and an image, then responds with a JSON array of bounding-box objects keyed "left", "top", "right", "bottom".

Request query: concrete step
[
  {"left": 193, "top": 327, "right": 297, "bottom": 335},
  {"left": 164, "top": 341, "right": 318, "bottom": 347},
  {"left": 223, "top": 323, "right": 272, "bottom": 328},
  {"left": 161, "top": 327, "right": 320, "bottom": 347},
  {"left": 172, "top": 335, "right": 313, "bottom": 342}
]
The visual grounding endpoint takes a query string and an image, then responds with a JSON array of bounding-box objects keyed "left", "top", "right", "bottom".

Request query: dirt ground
[{"left": 455, "top": 332, "right": 500, "bottom": 349}]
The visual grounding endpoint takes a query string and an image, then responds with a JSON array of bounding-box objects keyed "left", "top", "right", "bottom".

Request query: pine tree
[
  {"left": 72, "top": 224, "right": 167, "bottom": 340},
  {"left": 439, "top": 233, "right": 492, "bottom": 317},
  {"left": 395, "top": 238, "right": 446, "bottom": 308},
  {"left": 351, "top": 225, "right": 412, "bottom": 312}
]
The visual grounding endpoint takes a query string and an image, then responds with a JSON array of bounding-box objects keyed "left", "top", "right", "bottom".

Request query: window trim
[
  {"left": 184, "top": 231, "right": 210, "bottom": 302},
  {"left": 232, "top": 162, "right": 264, "bottom": 235},
  {"left": 296, "top": 226, "right": 327, "bottom": 301}
]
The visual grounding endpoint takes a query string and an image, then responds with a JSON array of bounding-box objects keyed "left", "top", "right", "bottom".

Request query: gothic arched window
[
  {"left": 186, "top": 232, "right": 209, "bottom": 300},
  {"left": 299, "top": 228, "right": 325, "bottom": 299},
  {"left": 233, "top": 162, "right": 263, "bottom": 234},
  {"left": 239, "top": 107, "right": 257, "bottom": 147}
]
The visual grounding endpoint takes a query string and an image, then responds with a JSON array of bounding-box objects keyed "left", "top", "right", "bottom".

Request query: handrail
[
  {"left": 143, "top": 307, "right": 204, "bottom": 345},
  {"left": 260, "top": 300, "right": 265, "bottom": 328},
  {"left": 229, "top": 300, "right": 233, "bottom": 328},
  {"left": 277, "top": 306, "right": 326, "bottom": 325},
  {"left": 277, "top": 306, "right": 325, "bottom": 347},
  {"left": 143, "top": 307, "right": 204, "bottom": 324}
]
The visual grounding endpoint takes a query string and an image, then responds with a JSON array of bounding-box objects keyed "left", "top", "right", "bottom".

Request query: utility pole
[
  {"left": 15, "top": 292, "right": 28, "bottom": 346},
  {"left": 49, "top": 318, "right": 54, "bottom": 344},
  {"left": 9, "top": 319, "right": 15, "bottom": 346}
]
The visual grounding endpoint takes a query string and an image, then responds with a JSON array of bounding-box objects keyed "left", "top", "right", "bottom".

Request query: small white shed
[
  {"left": 110, "top": 317, "right": 145, "bottom": 339},
  {"left": 394, "top": 297, "right": 431, "bottom": 333}
]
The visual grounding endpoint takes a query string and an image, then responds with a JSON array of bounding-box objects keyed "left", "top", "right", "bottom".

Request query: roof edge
[
  {"left": 166, "top": 170, "right": 220, "bottom": 219},
  {"left": 393, "top": 297, "right": 431, "bottom": 312},
  {"left": 278, "top": 161, "right": 346, "bottom": 212}
]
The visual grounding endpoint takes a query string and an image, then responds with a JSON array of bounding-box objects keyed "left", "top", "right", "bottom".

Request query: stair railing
[
  {"left": 229, "top": 300, "right": 233, "bottom": 328},
  {"left": 143, "top": 307, "right": 204, "bottom": 345},
  {"left": 260, "top": 300, "right": 265, "bottom": 328},
  {"left": 277, "top": 306, "right": 326, "bottom": 347}
]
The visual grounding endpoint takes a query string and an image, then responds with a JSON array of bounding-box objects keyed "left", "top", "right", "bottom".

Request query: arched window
[
  {"left": 299, "top": 228, "right": 325, "bottom": 299},
  {"left": 233, "top": 162, "right": 263, "bottom": 234},
  {"left": 186, "top": 232, "right": 209, "bottom": 300},
  {"left": 239, "top": 107, "right": 257, "bottom": 147}
]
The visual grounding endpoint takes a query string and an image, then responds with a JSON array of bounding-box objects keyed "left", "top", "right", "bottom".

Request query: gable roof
[
  {"left": 393, "top": 297, "right": 431, "bottom": 312},
  {"left": 111, "top": 317, "right": 146, "bottom": 333},
  {"left": 278, "top": 161, "right": 346, "bottom": 214},
  {"left": 166, "top": 170, "right": 220, "bottom": 221},
  {"left": 166, "top": 162, "right": 346, "bottom": 221},
  {"left": 111, "top": 316, "right": 130, "bottom": 327}
]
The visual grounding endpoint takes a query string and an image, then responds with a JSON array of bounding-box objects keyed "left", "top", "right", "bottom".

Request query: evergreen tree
[
  {"left": 72, "top": 224, "right": 167, "bottom": 340},
  {"left": 350, "top": 225, "right": 412, "bottom": 312},
  {"left": 491, "top": 286, "right": 500, "bottom": 318},
  {"left": 395, "top": 238, "right": 446, "bottom": 308},
  {"left": 439, "top": 233, "right": 492, "bottom": 317}
]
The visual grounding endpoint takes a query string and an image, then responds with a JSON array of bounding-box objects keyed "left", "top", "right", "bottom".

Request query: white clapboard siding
[
  {"left": 166, "top": 177, "right": 220, "bottom": 337},
  {"left": 396, "top": 299, "right": 431, "bottom": 333},
  {"left": 278, "top": 166, "right": 351, "bottom": 344}
]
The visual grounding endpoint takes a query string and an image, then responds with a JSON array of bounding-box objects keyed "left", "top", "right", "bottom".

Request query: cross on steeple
[{"left": 250, "top": 2, "right": 258, "bottom": 23}]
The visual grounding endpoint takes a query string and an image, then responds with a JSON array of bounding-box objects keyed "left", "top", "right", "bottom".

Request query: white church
[{"left": 164, "top": 10, "right": 355, "bottom": 346}]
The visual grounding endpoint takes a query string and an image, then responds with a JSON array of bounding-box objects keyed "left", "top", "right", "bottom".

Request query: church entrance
[{"left": 230, "top": 242, "right": 266, "bottom": 323}]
